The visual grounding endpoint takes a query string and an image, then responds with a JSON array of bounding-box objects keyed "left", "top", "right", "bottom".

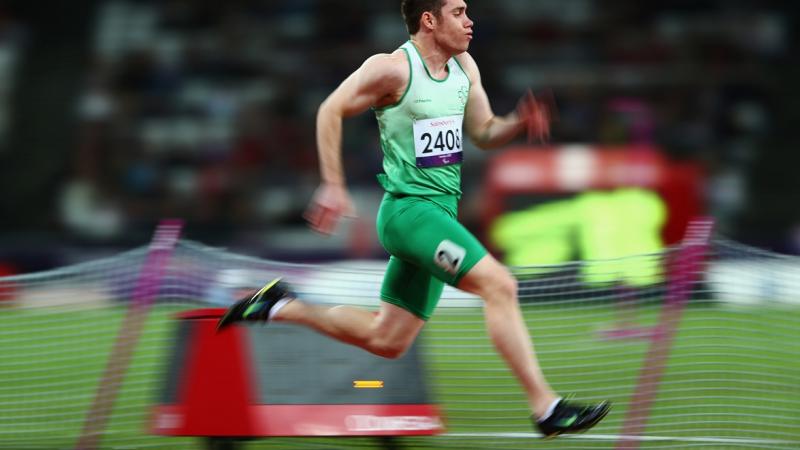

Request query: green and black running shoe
[
  {"left": 216, "top": 278, "right": 294, "bottom": 331},
  {"left": 535, "top": 399, "right": 610, "bottom": 439}
]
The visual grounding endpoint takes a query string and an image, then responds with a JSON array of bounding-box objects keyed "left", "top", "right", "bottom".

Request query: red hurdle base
[{"left": 150, "top": 309, "right": 444, "bottom": 438}]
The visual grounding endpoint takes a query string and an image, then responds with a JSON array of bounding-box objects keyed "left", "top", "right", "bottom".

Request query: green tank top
[{"left": 374, "top": 41, "right": 471, "bottom": 198}]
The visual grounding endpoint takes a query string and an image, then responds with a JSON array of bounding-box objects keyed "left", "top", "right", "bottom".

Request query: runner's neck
[{"left": 409, "top": 37, "right": 451, "bottom": 79}]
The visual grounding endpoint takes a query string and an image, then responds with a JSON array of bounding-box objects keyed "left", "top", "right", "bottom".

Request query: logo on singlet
[
  {"left": 457, "top": 85, "right": 469, "bottom": 106},
  {"left": 434, "top": 240, "right": 466, "bottom": 275}
]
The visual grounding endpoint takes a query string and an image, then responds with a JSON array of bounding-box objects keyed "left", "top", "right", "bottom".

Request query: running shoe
[
  {"left": 216, "top": 278, "right": 294, "bottom": 331},
  {"left": 535, "top": 399, "right": 610, "bottom": 438}
]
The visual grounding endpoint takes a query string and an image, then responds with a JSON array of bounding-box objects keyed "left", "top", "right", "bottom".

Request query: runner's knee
[
  {"left": 480, "top": 270, "right": 518, "bottom": 305},
  {"left": 367, "top": 337, "right": 410, "bottom": 359}
]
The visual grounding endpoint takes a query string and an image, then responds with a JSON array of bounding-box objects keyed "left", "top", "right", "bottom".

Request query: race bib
[{"left": 412, "top": 114, "right": 463, "bottom": 168}]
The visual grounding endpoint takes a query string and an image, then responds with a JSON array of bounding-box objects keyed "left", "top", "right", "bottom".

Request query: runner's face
[{"left": 433, "top": 0, "right": 473, "bottom": 54}]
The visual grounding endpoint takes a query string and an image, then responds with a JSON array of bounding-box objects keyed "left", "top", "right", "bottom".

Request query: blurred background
[
  {"left": 0, "top": 0, "right": 797, "bottom": 274},
  {"left": 0, "top": 3, "right": 798, "bottom": 449}
]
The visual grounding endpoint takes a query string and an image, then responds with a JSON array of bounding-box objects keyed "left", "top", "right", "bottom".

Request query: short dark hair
[{"left": 401, "top": 0, "right": 446, "bottom": 35}]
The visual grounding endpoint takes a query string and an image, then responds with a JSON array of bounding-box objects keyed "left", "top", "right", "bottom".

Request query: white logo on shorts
[{"left": 434, "top": 240, "right": 466, "bottom": 275}]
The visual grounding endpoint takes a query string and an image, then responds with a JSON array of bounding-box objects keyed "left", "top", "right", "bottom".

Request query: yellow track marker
[{"left": 353, "top": 380, "right": 384, "bottom": 388}]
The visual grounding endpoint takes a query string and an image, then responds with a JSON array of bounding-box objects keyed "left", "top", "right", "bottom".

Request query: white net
[{"left": 0, "top": 239, "right": 798, "bottom": 449}]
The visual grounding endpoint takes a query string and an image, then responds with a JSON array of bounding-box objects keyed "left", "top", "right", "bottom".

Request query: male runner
[{"left": 219, "top": 0, "right": 609, "bottom": 438}]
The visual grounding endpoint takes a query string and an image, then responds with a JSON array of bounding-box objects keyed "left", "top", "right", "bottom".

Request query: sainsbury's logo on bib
[
  {"left": 429, "top": 118, "right": 457, "bottom": 127},
  {"left": 413, "top": 114, "right": 464, "bottom": 168}
]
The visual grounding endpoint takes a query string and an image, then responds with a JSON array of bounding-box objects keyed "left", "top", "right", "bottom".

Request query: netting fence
[{"left": 0, "top": 237, "right": 798, "bottom": 449}]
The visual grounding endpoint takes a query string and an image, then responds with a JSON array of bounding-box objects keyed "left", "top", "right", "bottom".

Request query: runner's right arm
[{"left": 306, "top": 52, "right": 409, "bottom": 235}]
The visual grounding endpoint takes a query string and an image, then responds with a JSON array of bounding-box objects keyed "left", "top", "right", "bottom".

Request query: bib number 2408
[
  {"left": 420, "top": 128, "right": 461, "bottom": 154},
  {"left": 413, "top": 114, "right": 464, "bottom": 168}
]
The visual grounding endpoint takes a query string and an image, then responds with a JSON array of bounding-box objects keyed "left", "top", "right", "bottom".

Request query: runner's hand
[
  {"left": 516, "top": 89, "right": 555, "bottom": 144},
  {"left": 304, "top": 182, "right": 357, "bottom": 235}
]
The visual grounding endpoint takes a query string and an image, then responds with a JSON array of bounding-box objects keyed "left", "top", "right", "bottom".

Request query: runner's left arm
[{"left": 458, "top": 53, "right": 550, "bottom": 149}]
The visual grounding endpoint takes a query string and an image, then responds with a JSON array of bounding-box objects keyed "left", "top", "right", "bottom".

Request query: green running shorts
[{"left": 376, "top": 193, "right": 488, "bottom": 320}]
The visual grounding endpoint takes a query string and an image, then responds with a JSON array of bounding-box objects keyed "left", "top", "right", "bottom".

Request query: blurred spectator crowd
[{"left": 1, "top": 0, "right": 797, "bottom": 257}]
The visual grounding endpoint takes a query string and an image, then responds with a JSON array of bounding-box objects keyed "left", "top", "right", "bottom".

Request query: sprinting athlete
[{"left": 219, "top": 0, "right": 609, "bottom": 438}]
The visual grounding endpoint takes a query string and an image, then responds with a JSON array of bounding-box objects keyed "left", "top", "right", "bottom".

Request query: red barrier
[
  {"left": 0, "top": 263, "right": 18, "bottom": 303},
  {"left": 151, "top": 309, "right": 258, "bottom": 436},
  {"left": 151, "top": 309, "right": 444, "bottom": 438}
]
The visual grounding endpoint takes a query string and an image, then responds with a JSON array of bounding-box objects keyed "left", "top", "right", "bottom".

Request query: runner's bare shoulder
[
  {"left": 362, "top": 50, "right": 410, "bottom": 108},
  {"left": 454, "top": 52, "right": 479, "bottom": 82}
]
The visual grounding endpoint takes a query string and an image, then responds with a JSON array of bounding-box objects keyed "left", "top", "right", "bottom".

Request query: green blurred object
[
  {"left": 490, "top": 188, "right": 666, "bottom": 286},
  {"left": 489, "top": 199, "right": 577, "bottom": 267}
]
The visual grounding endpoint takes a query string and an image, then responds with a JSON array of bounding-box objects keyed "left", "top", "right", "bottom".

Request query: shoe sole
[
  {"left": 542, "top": 402, "right": 610, "bottom": 440},
  {"left": 216, "top": 278, "right": 283, "bottom": 332},
  {"left": 216, "top": 300, "right": 248, "bottom": 332}
]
